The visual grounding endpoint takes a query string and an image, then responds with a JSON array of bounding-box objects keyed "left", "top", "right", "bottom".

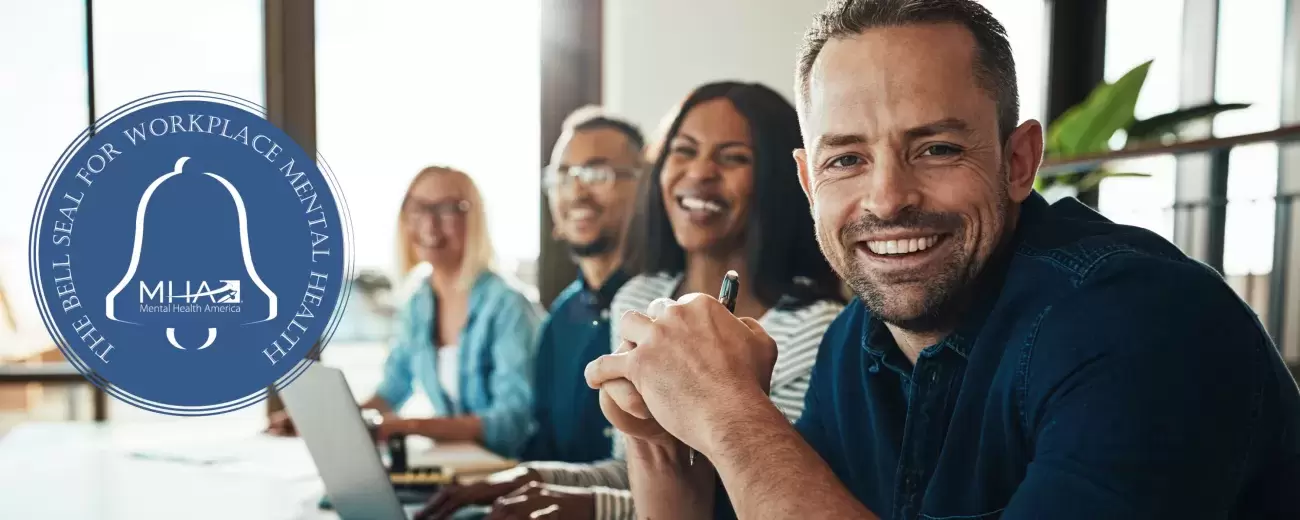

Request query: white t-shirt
[{"left": 437, "top": 344, "right": 460, "bottom": 414}]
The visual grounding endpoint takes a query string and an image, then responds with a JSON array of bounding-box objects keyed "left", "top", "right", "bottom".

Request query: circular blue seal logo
[{"left": 28, "top": 91, "right": 353, "bottom": 416}]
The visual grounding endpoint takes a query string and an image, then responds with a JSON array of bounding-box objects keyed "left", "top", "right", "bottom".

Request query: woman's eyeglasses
[
  {"left": 403, "top": 199, "right": 470, "bottom": 222},
  {"left": 542, "top": 164, "right": 638, "bottom": 192}
]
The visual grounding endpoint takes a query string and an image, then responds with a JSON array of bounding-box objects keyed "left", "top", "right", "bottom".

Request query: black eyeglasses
[
  {"left": 403, "top": 199, "right": 470, "bottom": 222},
  {"left": 542, "top": 164, "right": 639, "bottom": 192}
]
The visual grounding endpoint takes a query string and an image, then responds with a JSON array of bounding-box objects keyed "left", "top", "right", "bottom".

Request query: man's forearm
[
  {"left": 625, "top": 438, "right": 715, "bottom": 520},
  {"left": 706, "top": 393, "right": 877, "bottom": 520}
]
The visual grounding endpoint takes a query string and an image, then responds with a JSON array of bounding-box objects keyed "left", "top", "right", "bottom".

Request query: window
[
  {"left": 979, "top": 0, "right": 1048, "bottom": 126},
  {"left": 1215, "top": 0, "right": 1286, "bottom": 279},
  {"left": 316, "top": 0, "right": 541, "bottom": 283},
  {"left": 1097, "top": 0, "right": 1184, "bottom": 241},
  {"left": 1, "top": 1, "right": 267, "bottom": 424},
  {"left": 90, "top": 0, "right": 264, "bottom": 116},
  {"left": 91, "top": 0, "right": 266, "bottom": 423},
  {"left": 0, "top": 1, "right": 88, "bottom": 346}
]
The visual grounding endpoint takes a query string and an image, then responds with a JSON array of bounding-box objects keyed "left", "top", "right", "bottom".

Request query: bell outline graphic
[{"left": 104, "top": 156, "right": 279, "bottom": 350}]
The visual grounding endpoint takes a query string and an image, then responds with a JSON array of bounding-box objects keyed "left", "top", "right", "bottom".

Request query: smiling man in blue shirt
[
  {"left": 523, "top": 107, "right": 644, "bottom": 464},
  {"left": 584, "top": 1, "right": 1300, "bottom": 518},
  {"left": 418, "top": 107, "right": 644, "bottom": 520}
]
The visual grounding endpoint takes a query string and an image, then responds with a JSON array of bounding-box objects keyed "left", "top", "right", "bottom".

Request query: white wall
[
  {"left": 602, "top": 0, "right": 1048, "bottom": 141},
  {"left": 602, "top": 0, "right": 829, "bottom": 135}
]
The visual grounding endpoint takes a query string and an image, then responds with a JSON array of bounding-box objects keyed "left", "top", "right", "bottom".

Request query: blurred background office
[{"left": 0, "top": 0, "right": 1297, "bottom": 446}]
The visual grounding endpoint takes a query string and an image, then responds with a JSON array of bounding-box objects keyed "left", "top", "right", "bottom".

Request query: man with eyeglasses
[{"left": 418, "top": 106, "right": 644, "bottom": 520}]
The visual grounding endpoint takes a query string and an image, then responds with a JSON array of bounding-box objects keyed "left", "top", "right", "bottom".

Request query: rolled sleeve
[
  {"left": 477, "top": 293, "right": 542, "bottom": 457},
  {"left": 373, "top": 344, "right": 413, "bottom": 409},
  {"left": 371, "top": 284, "right": 426, "bottom": 410},
  {"left": 373, "top": 303, "right": 417, "bottom": 409}
]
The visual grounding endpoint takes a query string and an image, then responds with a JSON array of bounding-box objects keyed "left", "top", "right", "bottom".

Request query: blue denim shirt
[
  {"left": 792, "top": 193, "right": 1300, "bottom": 519},
  {"left": 520, "top": 269, "right": 628, "bottom": 463},
  {"left": 374, "top": 270, "right": 543, "bottom": 458}
]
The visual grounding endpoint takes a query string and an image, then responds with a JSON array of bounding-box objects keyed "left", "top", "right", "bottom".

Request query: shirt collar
[
  {"left": 860, "top": 316, "right": 914, "bottom": 378},
  {"left": 577, "top": 267, "right": 629, "bottom": 310}
]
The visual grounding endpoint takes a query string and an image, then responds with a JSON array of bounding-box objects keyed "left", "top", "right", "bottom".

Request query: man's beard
[
  {"left": 817, "top": 186, "right": 1010, "bottom": 333},
  {"left": 566, "top": 232, "right": 616, "bottom": 258}
]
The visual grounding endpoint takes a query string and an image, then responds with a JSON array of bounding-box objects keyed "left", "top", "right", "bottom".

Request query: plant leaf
[
  {"left": 1046, "top": 102, "right": 1089, "bottom": 156},
  {"left": 1126, "top": 102, "right": 1252, "bottom": 143},
  {"left": 1052, "top": 60, "right": 1151, "bottom": 157},
  {"left": 1072, "top": 61, "right": 1150, "bottom": 153},
  {"left": 1046, "top": 90, "right": 1103, "bottom": 156}
]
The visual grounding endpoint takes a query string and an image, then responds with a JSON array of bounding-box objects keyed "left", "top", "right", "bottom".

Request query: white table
[{"left": 0, "top": 421, "right": 509, "bottom": 519}]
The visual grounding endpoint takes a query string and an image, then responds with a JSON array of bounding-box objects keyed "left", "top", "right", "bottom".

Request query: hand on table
[
  {"left": 586, "top": 294, "right": 777, "bottom": 453},
  {"left": 415, "top": 467, "right": 542, "bottom": 520},
  {"left": 486, "top": 482, "right": 595, "bottom": 520}
]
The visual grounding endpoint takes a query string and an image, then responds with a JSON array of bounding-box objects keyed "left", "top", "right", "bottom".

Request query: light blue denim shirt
[{"left": 374, "top": 270, "right": 544, "bottom": 457}]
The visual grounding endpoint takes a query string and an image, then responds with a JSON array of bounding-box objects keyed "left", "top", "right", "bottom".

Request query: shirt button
[{"left": 592, "top": 320, "right": 599, "bottom": 326}]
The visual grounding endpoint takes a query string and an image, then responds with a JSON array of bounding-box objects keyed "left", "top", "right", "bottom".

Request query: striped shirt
[{"left": 524, "top": 272, "right": 843, "bottom": 519}]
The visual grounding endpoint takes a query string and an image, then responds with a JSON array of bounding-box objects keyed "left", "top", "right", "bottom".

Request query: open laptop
[{"left": 280, "top": 363, "right": 422, "bottom": 520}]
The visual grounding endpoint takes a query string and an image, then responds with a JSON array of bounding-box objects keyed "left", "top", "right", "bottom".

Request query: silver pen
[{"left": 692, "top": 270, "right": 740, "bottom": 466}]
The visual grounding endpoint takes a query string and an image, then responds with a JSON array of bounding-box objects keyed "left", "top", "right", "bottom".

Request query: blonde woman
[{"left": 270, "top": 166, "right": 542, "bottom": 458}]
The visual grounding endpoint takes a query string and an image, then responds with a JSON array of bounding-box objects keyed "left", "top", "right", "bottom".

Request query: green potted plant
[{"left": 1038, "top": 60, "right": 1250, "bottom": 203}]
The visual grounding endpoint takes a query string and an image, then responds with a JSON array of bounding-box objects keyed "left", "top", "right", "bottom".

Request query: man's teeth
[
  {"left": 866, "top": 235, "right": 941, "bottom": 255},
  {"left": 568, "top": 208, "right": 596, "bottom": 219},
  {"left": 681, "top": 197, "right": 724, "bottom": 213}
]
